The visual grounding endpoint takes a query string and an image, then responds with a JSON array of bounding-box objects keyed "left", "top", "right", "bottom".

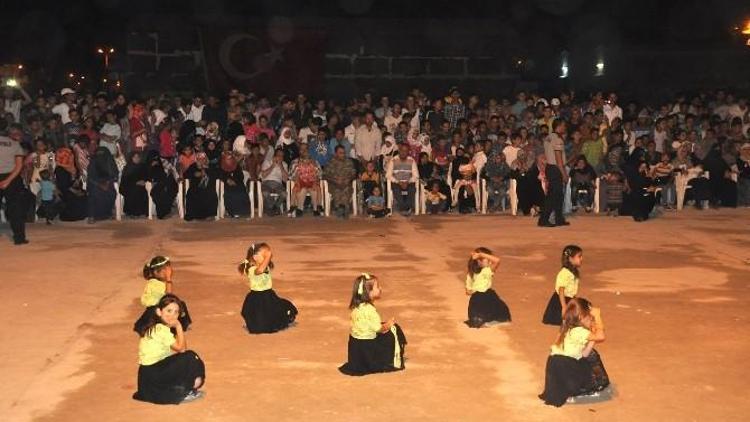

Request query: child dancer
[
  {"left": 465, "top": 247, "right": 511, "bottom": 327},
  {"left": 133, "top": 294, "right": 205, "bottom": 404},
  {"left": 238, "top": 243, "right": 298, "bottom": 333},
  {"left": 339, "top": 273, "right": 407, "bottom": 376},
  {"left": 542, "top": 245, "right": 582, "bottom": 326},
  {"left": 134, "top": 256, "right": 192, "bottom": 334},
  {"left": 538, "top": 297, "right": 609, "bottom": 407}
]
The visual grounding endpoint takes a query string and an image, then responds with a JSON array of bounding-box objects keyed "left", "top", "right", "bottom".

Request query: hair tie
[
  {"left": 241, "top": 259, "right": 249, "bottom": 265},
  {"left": 361, "top": 272, "right": 371, "bottom": 280},
  {"left": 149, "top": 256, "right": 170, "bottom": 269},
  {"left": 357, "top": 280, "right": 365, "bottom": 295}
]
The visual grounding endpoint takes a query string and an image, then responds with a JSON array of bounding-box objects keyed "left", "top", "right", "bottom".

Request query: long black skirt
[
  {"left": 539, "top": 354, "right": 589, "bottom": 407},
  {"left": 542, "top": 292, "right": 571, "bottom": 326},
  {"left": 151, "top": 178, "right": 178, "bottom": 219},
  {"left": 133, "top": 351, "right": 205, "bottom": 404},
  {"left": 133, "top": 301, "right": 193, "bottom": 334},
  {"left": 580, "top": 349, "right": 610, "bottom": 394},
  {"left": 466, "top": 289, "right": 511, "bottom": 327},
  {"left": 241, "top": 289, "right": 298, "bottom": 334},
  {"left": 224, "top": 185, "right": 251, "bottom": 217},
  {"left": 339, "top": 324, "right": 407, "bottom": 376},
  {"left": 185, "top": 186, "right": 218, "bottom": 221},
  {"left": 122, "top": 186, "right": 148, "bottom": 216}
]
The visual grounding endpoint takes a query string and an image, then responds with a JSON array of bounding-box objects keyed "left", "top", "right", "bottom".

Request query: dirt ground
[{"left": 1, "top": 209, "right": 749, "bottom": 422}]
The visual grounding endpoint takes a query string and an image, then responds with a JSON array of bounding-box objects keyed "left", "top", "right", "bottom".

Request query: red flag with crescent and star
[{"left": 201, "top": 27, "right": 326, "bottom": 96}]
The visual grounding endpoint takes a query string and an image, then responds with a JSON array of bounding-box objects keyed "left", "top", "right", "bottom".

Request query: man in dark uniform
[
  {"left": 0, "top": 119, "right": 28, "bottom": 244},
  {"left": 528, "top": 153, "right": 569, "bottom": 227}
]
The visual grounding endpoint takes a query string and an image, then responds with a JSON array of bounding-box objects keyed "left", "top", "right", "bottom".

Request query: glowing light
[
  {"left": 560, "top": 65, "right": 569, "bottom": 78},
  {"left": 595, "top": 60, "right": 605, "bottom": 76},
  {"left": 80, "top": 76, "right": 86, "bottom": 80},
  {"left": 103, "top": 78, "right": 108, "bottom": 83},
  {"left": 742, "top": 21, "right": 750, "bottom": 35},
  {"left": 5, "top": 79, "right": 18, "bottom": 87},
  {"left": 69, "top": 73, "right": 75, "bottom": 78},
  {"left": 97, "top": 48, "right": 104, "bottom": 54},
  {"left": 109, "top": 48, "right": 115, "bottom": 53},
  {"left": 17, "top": 64, "right": 23, "bottom": 70}
]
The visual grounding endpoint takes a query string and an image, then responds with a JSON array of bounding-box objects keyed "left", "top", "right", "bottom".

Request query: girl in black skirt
[
  {"left": 539, "top": 297, "right": 609, "bottom": 407},
  {"left": 133, "top": 294, "right": 205, "bottom": 404},
  {"left": 238, "top": 243, "right": 298, "bottom": 334},
  {"left": 542, "top": 245, "right": 583, "bottom": 326},
  {"left": 133, "top": 256, "right": 192, "bottom": 334},
  {"left": 339, "top": 273, "right": 407, "bottom": 376},
  {"left": 465, "top": 247, "right": 511, "bottom": 328}
]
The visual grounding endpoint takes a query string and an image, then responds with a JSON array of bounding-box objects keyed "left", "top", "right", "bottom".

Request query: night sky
[{"left": 0, "top": 0, "right": 747, "bottom": 84}]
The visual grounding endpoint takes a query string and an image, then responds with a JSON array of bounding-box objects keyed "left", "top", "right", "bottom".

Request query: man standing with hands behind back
[{"left": 0, "top": 119, "right": 28, "bottom": 244}]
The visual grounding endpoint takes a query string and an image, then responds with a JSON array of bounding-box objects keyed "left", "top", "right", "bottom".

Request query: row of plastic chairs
[{"left": 0, "top": 170, "right": 736, "bottom": 223}]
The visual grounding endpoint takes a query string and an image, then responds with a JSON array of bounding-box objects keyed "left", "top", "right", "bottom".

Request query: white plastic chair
[
  {"left": 386, "top": 179, "right": 421, "bottom": 215},
  {"left": 593, "top": 177, "right": 601, "bottom": 214},
  {"left": 256, "top": 179, "right": 291, "bottom": 218},
  {"left": 114, "top": 182, "right": 123, "bottom": 221},
  {"left": 216, "top": 179, "right": 224, "bottom": 220},
  {"left": 177, "top": 179, "right": 187, "bottom": 219},
  {"left": 145, "top": 182, "right": 155, "bottom": 220},
  {"left": 321, "top": 179, "right": 357, "bottom": 217},
  {"left": 509, "top": 178, "right": 518, "bottom": 216}
]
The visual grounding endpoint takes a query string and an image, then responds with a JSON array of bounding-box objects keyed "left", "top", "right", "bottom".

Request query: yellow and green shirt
[
  {"left": 140, "top": 278, "right": 167, "bottom": 307},
  {"left": 550, "top": 326, "right": 591, "bottom": 359},
  {"left": 138, "top": 323, "right": 175, "bottom": 365},
  {"left": 247, "top": 265, "right": 273, "bottom": 291},
  {"left": 465, "top": 267, "right": 493, "bottom": 293},
  {"left": 350, "top": 303, "right": 382, "bottom": 340},
  {"left": 555, "top": 268, "right": 579, "bottom": 298}
]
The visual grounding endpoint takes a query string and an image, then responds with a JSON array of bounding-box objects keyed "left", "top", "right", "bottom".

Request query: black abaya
[{"left": 184, "top": 163, "right": 218, "bottom": 221}]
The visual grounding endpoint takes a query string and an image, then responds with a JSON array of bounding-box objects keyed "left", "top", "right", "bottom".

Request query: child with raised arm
[
  {"left": 465, "top": 247, "right": 511, "bottom": 327},
  {"left": 238, "top": 243, "right": 298, "bottom": 333}
]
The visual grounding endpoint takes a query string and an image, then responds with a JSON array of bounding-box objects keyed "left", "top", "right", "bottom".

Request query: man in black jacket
[{"left": 528, "top": 153, "right": 568, "bottom": 227}]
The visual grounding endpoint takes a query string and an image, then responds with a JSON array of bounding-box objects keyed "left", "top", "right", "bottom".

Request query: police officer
[{"left": 0, "top": 119, "right": 28, "bottom": 245}]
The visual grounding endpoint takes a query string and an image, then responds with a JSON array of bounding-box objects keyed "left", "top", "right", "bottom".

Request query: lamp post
[{"left": 97, "top": 46, "right": 115, "bottom": 69}]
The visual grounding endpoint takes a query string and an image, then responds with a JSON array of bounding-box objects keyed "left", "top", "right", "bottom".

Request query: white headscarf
[
  {"left": 233, "top": 135, "right": 250, "bottom": 155},
  {"left": 278, "top": 127, "right": 295, "bottom": 146}
]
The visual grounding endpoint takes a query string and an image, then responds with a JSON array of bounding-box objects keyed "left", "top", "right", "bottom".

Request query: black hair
[
  {"left": 142, "top": 255, "right": 171, "bottom": 280},
  {"left": 561, "top": 245, "right": 583, "bottom": 277},
  {"left": 467, "top": 247, "right": 492, "bottom": 277},
  {"left": 238, "top": 242, "right": 273, "bottom": 275},
  {"left": 137, "top": 294, "right": 182, "bottom": 337},
  {"left": 348, "top": 273, "right": 377, "bottom": 309}
]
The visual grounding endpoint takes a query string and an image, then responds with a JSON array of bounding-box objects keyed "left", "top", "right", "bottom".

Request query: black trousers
[
  {"left": 538, "top": 189, "right": 564, "bottom": 226},
  {"left": 0, "top": 174, "right": 27, "bottom": 242}
]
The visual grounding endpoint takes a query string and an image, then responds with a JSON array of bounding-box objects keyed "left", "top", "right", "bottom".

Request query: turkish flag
[{"left": 201, "top": 27, "right": 326, "bottom": 97}]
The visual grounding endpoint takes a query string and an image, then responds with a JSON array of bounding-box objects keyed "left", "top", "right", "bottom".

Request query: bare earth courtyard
[{"left": 1, "top": 210, "right": 749, "bottom": 422}]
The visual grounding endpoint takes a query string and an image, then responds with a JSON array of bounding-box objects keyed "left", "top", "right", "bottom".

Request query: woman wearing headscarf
[
  {"left": 277, "top": 127, "right": 299, "bottom": 165},
  {"left": 147, "top": 151, "right": 179, "bottom": 219},
  {"left": 220, "top": 150, "right": 251, "bottom": 217},
  {"left": 119, "top": 151, "right": 149, "bottom": 217},
  {"left": 86, "top": 147, "right": 119, "bottom": 222},
  {"left": 54, "top": 147, "right": 88, "bottom": 221},
  {"left": 702, "top": 139, "right": 737, "bottom": 208},
  {"left": 621, "top": 150, "right": 656, "bottom": 222},
  {"left": 184, "top": 152, "right": 218, "bottom": 221},
  {"left": 204, "top": 139, "right": 221, "bottom": 179}
]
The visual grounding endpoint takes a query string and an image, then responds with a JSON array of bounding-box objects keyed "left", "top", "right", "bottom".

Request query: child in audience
[
  {"left": 238, "top": 243, "right": 298, "bottom": 333},
  {"left": 360, "top": 160, "right": 381, "bottom": 201},
  {"left": 425, "top": 181, "right": 447, "bottom": 214},
  {"left": 134, "top": 256, "right": 192, "bottom": 334},
  {"left": 542, "top": 245, "right": 582, "bottom": 326},
  {"left": 604, "top": 171, "right": 625, "bottom": 216},
  {"left": 37, "top": 169, "right": 58, "bottom": 224},
  {"left": 339, "top": 273, "right": 407, "bottom": 376},
  {"left": 365, "top": 185, "right": 388, "bottom": 218},
  {"left": 465, "top": 247, "right": 511, "bottom": 327},
  {"left": 133, "top": 294, "right": 205, "bottom": 404}
]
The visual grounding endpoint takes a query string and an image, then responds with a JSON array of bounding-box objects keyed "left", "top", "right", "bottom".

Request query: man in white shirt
[
  {"left": 384, "top": 103, "right": 403, "bottom": 133},
  {"left": 502, "top": 131, "right": 522, "bottom": 167},
  {"left": 544, "top": 119, "right": 567, "bottom": 183},
  {"left": 260, "top": 148, "right": 289, "bottom": 216},
  {"left": 354, "top": 111, "right": 382, "bottom": 163},
  {"left": 186, "top": 95, "right": 204, "bottom": 122},
  {"left": 3, "top": 86, "right": 31, "bottom": 123},
  {"left": 374, "top": 96, "right": 390, "bottom": 122},
  {"left": 297, "top": 117, "right": 322, "bottom": 145},
  {"left": 99, "top": 110, "right": 122, "bottom": 156},
  {"left": 603, "top": 93, "right": 623, "bottom": 125},
  {"left": 386, "top": 144, "right": 419, "bottom": 216},
  {"left": 52, "top": 88, "right": 77, "bottom": 124}
]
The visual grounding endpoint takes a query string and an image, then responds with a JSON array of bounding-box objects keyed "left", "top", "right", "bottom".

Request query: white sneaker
[{"left": 181, "top": 390, "right": 204, "bottom": 403}]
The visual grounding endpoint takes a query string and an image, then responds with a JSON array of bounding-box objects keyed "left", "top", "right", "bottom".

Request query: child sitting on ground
[
  {"left": 425, "top": 181, "right": 448, "bottom": 214},
  {"left": 366, "top": 185, "right": 388, "bottom": 218}
]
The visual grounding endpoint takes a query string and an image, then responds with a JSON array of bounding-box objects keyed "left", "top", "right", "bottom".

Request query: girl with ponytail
[
  {"left": 542, "top": 245, "right": 583, "bottom": 326},
  {"left": 339, "top": 273, "right": 407, "bottom": 376},
  {"left": 238, "top": 242, "right": 297, "bottom": 333},
  {"left": 133, "top": 255, "right": 192, "bottom": 334}
]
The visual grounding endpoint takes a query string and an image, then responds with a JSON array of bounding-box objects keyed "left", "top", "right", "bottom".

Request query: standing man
[
  {"left": 354, "top": 111, "right": 382, "bottom": 163},
  {"left": 0, "top": 120, "right": 28, "bottom": 244},
  {"left": 530, "top": 154, "right": 567, "bottom": 227}
]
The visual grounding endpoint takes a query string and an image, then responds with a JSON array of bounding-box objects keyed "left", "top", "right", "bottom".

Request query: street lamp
[{"left": 96, "top": 46, "right": 115, "bottom": 69}]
